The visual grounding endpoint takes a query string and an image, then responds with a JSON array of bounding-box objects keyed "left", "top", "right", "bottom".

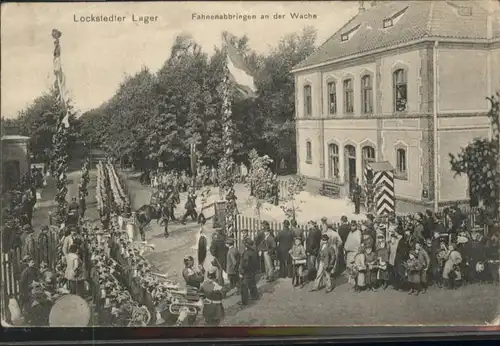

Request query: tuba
[{"left": 168, "top": 299, "right": 203, "bottom": 316}]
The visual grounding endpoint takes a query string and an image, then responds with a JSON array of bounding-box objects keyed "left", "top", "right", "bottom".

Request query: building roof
[{"left": 292, "top": 0, "right": 500, "bottom": 71}]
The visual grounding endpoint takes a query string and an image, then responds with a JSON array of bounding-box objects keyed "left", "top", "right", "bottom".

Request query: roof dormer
[
  {"left": 382, "top": 6, "right": 409, "bottom": 29},
  {"left": 340, "top": 24, "right": 361, "bottom": 42}
]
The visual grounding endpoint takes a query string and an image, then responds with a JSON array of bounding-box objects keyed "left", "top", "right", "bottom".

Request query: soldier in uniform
[
  {"left": 182, "top": 188, "right": 198, "bottom": 224},
  {"left": 67, "top": 197, "right": 80, "bottom": 226},
  {"left": 199, "top": 267, "right": 227, "bottom": 326},
  {"left": 239, "top": 238, "right": 260, "bottom": 306},
  {"left": 171, "top": 184, "right": 180, "bottom": 221},
  {"left": 160, "top": 200, "right": 171, "bottom": 238}
]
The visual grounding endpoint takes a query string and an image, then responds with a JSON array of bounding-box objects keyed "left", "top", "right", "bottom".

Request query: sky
[{"left": 1, "top": 1, "right": 359, "bottom": 119}]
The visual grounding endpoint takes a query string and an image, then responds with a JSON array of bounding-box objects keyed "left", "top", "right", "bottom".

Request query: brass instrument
[{"left": 168, "top": 299, "right": 203, "bottom": 316}]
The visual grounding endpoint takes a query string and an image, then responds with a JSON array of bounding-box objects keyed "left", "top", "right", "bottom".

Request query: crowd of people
[
  {"left": 205, "top": 208, "right": 500, "bottom": 307},
  {"left": 4, "top": 196, "right": 91, "bottom": 326}
]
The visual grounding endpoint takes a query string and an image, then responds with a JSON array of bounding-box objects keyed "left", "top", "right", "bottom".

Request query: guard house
[
  {"left": 1, "top": 135, "right": 31, "bottom": 193},
  {"left": 291, "top": 0, "right": 500, "bottom": 211}
]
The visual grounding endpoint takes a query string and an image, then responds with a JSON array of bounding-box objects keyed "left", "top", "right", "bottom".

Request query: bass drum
[{"left": 49, "top": 294, "right": 91, "bottom": 327}]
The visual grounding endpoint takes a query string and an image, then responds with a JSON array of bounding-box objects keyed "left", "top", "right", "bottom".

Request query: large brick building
[{"left": 291, "top": 0, "right": 500, "bottom": 210}]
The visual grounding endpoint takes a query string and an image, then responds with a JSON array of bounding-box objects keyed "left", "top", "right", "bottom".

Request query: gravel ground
[{"left": 222, "top": 277, "right": 499, "bottom": 326}]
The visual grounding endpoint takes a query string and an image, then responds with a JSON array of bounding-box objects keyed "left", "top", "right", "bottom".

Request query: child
[
  {"left": 364, "top": 246, "right": 377, "bottom": 290},
  {"left": 289, "top": 237, "right": 306, "bottom": 287},
  {"left": 353, "top": 245, "right": 367, "bottom": 292},
  {"left": 376, "top": 234, "right": 390, "bottom": 289},
  {"left": 406, "top": 251, "right": 423, "bottom": 295}
]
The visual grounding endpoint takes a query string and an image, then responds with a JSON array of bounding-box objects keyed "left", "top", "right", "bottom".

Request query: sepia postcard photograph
[{"left": 1, "top": 0, "right": 500, "bottom": 330}]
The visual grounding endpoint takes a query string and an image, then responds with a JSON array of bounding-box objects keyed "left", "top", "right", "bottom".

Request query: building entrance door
[{"left": 344, "top": 145, "right": 356, "bottom": 194}]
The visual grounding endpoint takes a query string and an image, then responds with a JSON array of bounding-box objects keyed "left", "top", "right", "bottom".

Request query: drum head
[{"left": 49, "top": 294, "right": 90, "bottom": 327}]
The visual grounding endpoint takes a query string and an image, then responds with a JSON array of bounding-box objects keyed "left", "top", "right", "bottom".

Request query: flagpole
[
  {"left": 218, "top": 37, "right": 237, "bottom": 237},
  {"left": 51, "top": 29, "right": 70, "bottom": 224}
]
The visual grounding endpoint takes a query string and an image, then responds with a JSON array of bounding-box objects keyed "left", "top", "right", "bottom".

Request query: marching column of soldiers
[{"left": 152, "top": 171, "right": 202, "bottom": 238}]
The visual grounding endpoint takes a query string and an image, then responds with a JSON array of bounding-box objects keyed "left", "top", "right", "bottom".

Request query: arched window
[
  {"left": 304, "top": 85, "right": 312, "bottom": 117},
  {"left": 363, "top": 146, "right": 376, "bottom": 163},
  {"left": 306, "top": 140, "right": 312, "bottom": 163},
  {"left": 327, "top": 81, "right": 337, "bottom": 115},
  {"left": 396, "top": 147, "right": 408, "bottom": 179},
  {"left": 393, "top": 69, "right": 407, "bottom": 112},
  {"left": 343, "top": 79, "right": 354, "bottom": 114},
  {"left": 328, "top": 143, "right": 339, "bottom": 178},
  {"left": 361, "top": 75, "right": 373, "bottom": 114}
]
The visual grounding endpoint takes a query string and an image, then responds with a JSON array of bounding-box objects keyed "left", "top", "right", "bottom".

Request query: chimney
[{"left": 359, "top": 1, "right": 366, "bottom": 12}]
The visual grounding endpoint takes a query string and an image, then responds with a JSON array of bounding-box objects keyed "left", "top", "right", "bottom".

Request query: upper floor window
[
  {"left": 304, "top": 85, "right": 312, "bottom": 117},
  {"left": 306, "top": 140, "right": 312, "bottom": 163},
  {"left": 396, "top": 147, "right": 408, "bottom": 180},
  {"left": 361, "top": 75, "right": 373, "bottom": 114},
  {"left": 393, "top": 69, "right": 407, "bottom": 112},
  {"left": 363, "top": 146, "right": 376, "bottom": 163},
  {"left": 327, "top": 81, "right": 337, "bottom": 115},
  {"left": 343, "top": 79, "right": 354, "bottom": 114}
]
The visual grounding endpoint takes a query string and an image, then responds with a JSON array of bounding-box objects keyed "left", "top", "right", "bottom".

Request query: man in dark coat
[
  {"left": 210, "top": 228, "right": 228, "bottom": 275},
  {"left": 423, "top": 209, "right": 435, "bottom": 239},
  {"left": 465, "top": 229, "right": 486, "bottom": 283},
  {"left": 160, "top": 201, "right": 171, "bottom": 238},
  {"left": 424, "top": 235, "right": 440, "bottom": 285},
  {"left": 79, "top": 192, "right": 86, "bottom": 218},
  {"left": 395, "top": 234, "right": 410, "bottom": 290},
  {"left": 338, "top": 216, "right": 351, "bottom": 244},
  {"left": 225, "top": 238, "right": 240, "bottom": 290},
  {"left": 199, "top": 267, "right": 226, "bottom": 326},
  {"left": 305, "top": 221, "right": 322, "bottom": 280},
  {"left": 19, "top": 256, "right": 38, "bottom": 314},
  {"left": 239, "top": 238, "right": 259, "bottom": 305},
  {"left": 413, "top": 213, "right": 425, "bottom": 245},
  {"left": 277, "top": 220, "right": 294, "bottom": 278},
  {"left": 290, "top": 219, "right": 303, "bottom": 240},
  {"left": 258, "top": 228, "right": 277, "bottom": 282}
]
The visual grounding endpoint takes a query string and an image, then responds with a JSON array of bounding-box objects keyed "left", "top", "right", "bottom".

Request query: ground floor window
[{"left": 395, "top": 146, "right": 408, "bottom": 180}]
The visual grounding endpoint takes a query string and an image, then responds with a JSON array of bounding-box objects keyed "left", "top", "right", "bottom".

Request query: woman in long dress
[{"left": 353, "top": 245, "right": 367, "bottom": 292}]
